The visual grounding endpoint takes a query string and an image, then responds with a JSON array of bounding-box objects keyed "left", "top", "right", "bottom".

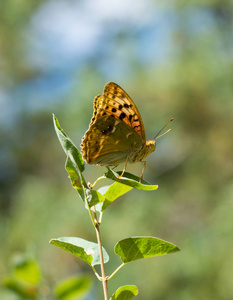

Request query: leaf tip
[
  {"left": 174, "top": 246, "right": 181, "bottom": 252},
  {"left": 49, "top": 239, "right": 56, "bottom": 245}
]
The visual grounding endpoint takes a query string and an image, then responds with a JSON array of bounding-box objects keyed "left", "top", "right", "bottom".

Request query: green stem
[
  {"left": 108, "top": 263, "right": 125, "bottom": 280},
  {"left": 98, "top": 212, "right": 103, "bottom": 224},
  {"left": 91, "top": 265, "right": 101, "bottom": 281},
  {"left": 93, "top": 207, "right": 109, "bottom": 300},
  {"left": 82, "top": 187, "right": 95, "bottom": 227},
  {"left": 91, "top": 176, "right": 105, "bottom": 188}
]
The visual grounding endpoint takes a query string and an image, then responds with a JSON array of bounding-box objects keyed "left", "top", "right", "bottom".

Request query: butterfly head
[
  {"left": 146, "top": 140, "right": 156, "bottom": 153},
  {"left": 137, "top": 140, "right": 156, "bottom": 161}
]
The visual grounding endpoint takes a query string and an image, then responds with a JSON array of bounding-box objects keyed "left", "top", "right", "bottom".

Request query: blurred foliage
[
  {"left": 2, "top": 253, "right": 92, "bottom": 299},
  {"left": 0, "top": 0, "right": 233, "bottom": 299}
]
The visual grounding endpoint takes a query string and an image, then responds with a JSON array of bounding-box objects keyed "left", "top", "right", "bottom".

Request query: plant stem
[
  {"left": 81, "top": 182, "right": 95, "bottom": 227},
  {"left": 91, "top": 176, "right": 105, "bottom": 188},
  {"left": 108, "top": 263, "right": 125, "bottom": 280},
  {"left": 93, "top": 207, "right": 109, "bottom": 300}
]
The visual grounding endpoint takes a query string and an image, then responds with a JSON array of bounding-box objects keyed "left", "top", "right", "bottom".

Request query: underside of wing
[
  {"left": 81, "top": 115, "right": 143, "bottom": 166},
  {"left": 89, "top": 94, "right": 103, "bottom": 126}
]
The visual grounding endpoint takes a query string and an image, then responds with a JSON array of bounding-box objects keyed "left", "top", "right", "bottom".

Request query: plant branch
[
  {"left": 91, "top": 265, "right": 101, "bottom": 281},
  {"left": 108, "top": 263, "right": 125, "bottom": 280},
  {"left": 91, "top": 176, "right": 105, "bottom": 188},
  {"left": 98, "top": 211, "right": 103, "bottom": 224},
  {"left": 93, "top": 206, "right": 109, "bottom": 300},
  {"left": 67, "top": 151, "right": 96, "bottom": 227}
]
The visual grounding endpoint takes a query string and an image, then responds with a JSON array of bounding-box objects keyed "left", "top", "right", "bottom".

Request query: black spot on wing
[{"left": 119, "top": 112, "right": 126, "bottom": 120}]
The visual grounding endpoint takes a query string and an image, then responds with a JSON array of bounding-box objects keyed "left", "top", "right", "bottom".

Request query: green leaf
[
  {"left": 54, "top": 275, "right": 92, "bottom": 300},
  {"left": 85, "top": 188, "right": 105, "bottom": 207},
  {"left": 65, "top": 156, "right": 85, "bottom": 190},
  {"left": 4, "top": 278, "right": 38, "bottom": 299},
  {"left": 13, "top": 258, "right": 40, "bottom": 285},
  {"left": 93, "top": 185, "right": 109, "bottom": 212},
  {"left": 110, "top": 285, "right": 138, "bottom": 300},
  {"left": 101, "top": 182, "right": 133, "bottom": 211},
  {"left": 50, "top": 237, "right": 109, "bottom": 266},
  {"left": 105, "top": 168, "right": 158, "bottom": 191},
  {"left": 53, "top": 114, "right": 86, "bottom": 189},
  {"left": 75, "top": 186, "right": 105, "bottom": 206},
  {"left": 115, "top": 237, "right": 180, "bottom": 263},
  {"left": 3, "top": 255, "right": 40, "bottom": 298}
]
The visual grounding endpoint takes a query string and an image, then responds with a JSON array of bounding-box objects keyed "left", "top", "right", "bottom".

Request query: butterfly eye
[{"left": 154, "top": 118, "right": 174, "bottom": 140}]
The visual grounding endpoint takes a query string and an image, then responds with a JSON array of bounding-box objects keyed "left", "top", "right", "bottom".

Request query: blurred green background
[{"left": 1, "top": 0, "right": 233, "bottom": 299}]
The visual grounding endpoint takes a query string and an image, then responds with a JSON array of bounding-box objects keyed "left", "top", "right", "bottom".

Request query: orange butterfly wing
[
  {"left": 81, "top": 82, "right": 149, "bottom": 166},
  {"left": 95, "top": 82, "right": 146, "bottom": 144}
]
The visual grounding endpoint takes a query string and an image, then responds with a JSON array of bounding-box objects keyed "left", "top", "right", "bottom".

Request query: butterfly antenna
[{"left": 153, "top": 118, "right": 174, "bottom": 140}]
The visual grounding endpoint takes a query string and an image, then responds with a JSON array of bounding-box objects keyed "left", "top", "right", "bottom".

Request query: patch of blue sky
[
  {"left": 12, "top": 72, "right": 74, "bottom": 113},
  {"left": 4, "top": 1, "right": 221, "bottom": 128},
  {"left": 29, "top": 0, "right": 166, "bottom": 71},
  {"left": 134, "top": 10, "right": 176, "bottom": 66},
  {"left": 180, "top": 5, "right": 216, "bottom": 36}
]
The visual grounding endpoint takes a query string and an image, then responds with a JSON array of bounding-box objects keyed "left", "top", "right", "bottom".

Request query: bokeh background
[{"left": 1, "top": 0, "right": 233, "bottom": 299}]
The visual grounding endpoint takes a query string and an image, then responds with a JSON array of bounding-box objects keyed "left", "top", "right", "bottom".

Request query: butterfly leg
[
  {"left": 140, "top": 161, "right": 146, "bottom": 182},
  {"left": 117, "top": 157, "right": 129, "bottom": 179},
  {"left": 112, "top": 165, "right": 119, "bottom": 170}
]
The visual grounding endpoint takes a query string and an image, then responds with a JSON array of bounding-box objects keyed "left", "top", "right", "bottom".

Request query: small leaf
[
  {"left": 101, "top": 182, "right": 133, "bottom": 211},
  {"left": 105, "top": 168, "right": 158, "bottom": 191},
  {"left": 54, "top": 275, "right": 92, "bottom": 300},
  {"left": 50, "top": 237, "right": 109, "bottom": 266},
  {"left": 53, "top": 115, "right": 86, "bottom": 189},
  {"left": 85, "top": 188, "right": 105, "bottom": 207},
  {"left": 115, "top": 237, "right": 180, "bottom": 263},
  {"left": 53, "top": 115, "right": 84, "bottom": 171},
  {"left": 110, "top": 285, "right": 138, "bottom": 300},
  {"left": 93, "top": 186, "right": 109, "bottom": 213},
  {"left": 75, "top": 187, "right": 105, "bottom": 206},
  {"left": 4, "top": 278, "right": 38, "bottom": 298},
  {"left": 13, "top": 258, "right": 40, "bottom": 285},
  {"left": 65, "top": 156, "right": 84, "bottom": 190}
]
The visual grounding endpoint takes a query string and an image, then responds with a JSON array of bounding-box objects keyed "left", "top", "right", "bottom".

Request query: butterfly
[{"left": 80, "top": 82, "right": 173, "bottom": 179}]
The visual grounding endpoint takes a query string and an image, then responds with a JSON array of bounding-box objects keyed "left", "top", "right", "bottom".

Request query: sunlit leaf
[
  {"left": 115, "top": 237, "right": 180, "bottom": 263},
  {"left": 54, "top": 275, "right": 92, "bottom": 300},
  {"left": 13, "top": 258, "right": 40, "bottom": 285},
  {"left": 110, "top": 285, "right": 138, "bottom": 300},
  {"left": 85, "top": 188, "right": 105, "bottom": 207},
  {"left": 50, "top": 237, "right": 109, "bottom": 266},
  {"left": 93, "top": 185, "right": 109, "bottom": 212},
  {"left": 105, "top": 168, "right": 158, "bottom": 191},
  {"left": 65, "top": 156, "right": 86, "bottom": 190},
  {"left": 53, "top": 114, "right": 86, "bottom": 189},
  {"left": 101, "top": 182, "right": 133, "bottom": 211}
]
